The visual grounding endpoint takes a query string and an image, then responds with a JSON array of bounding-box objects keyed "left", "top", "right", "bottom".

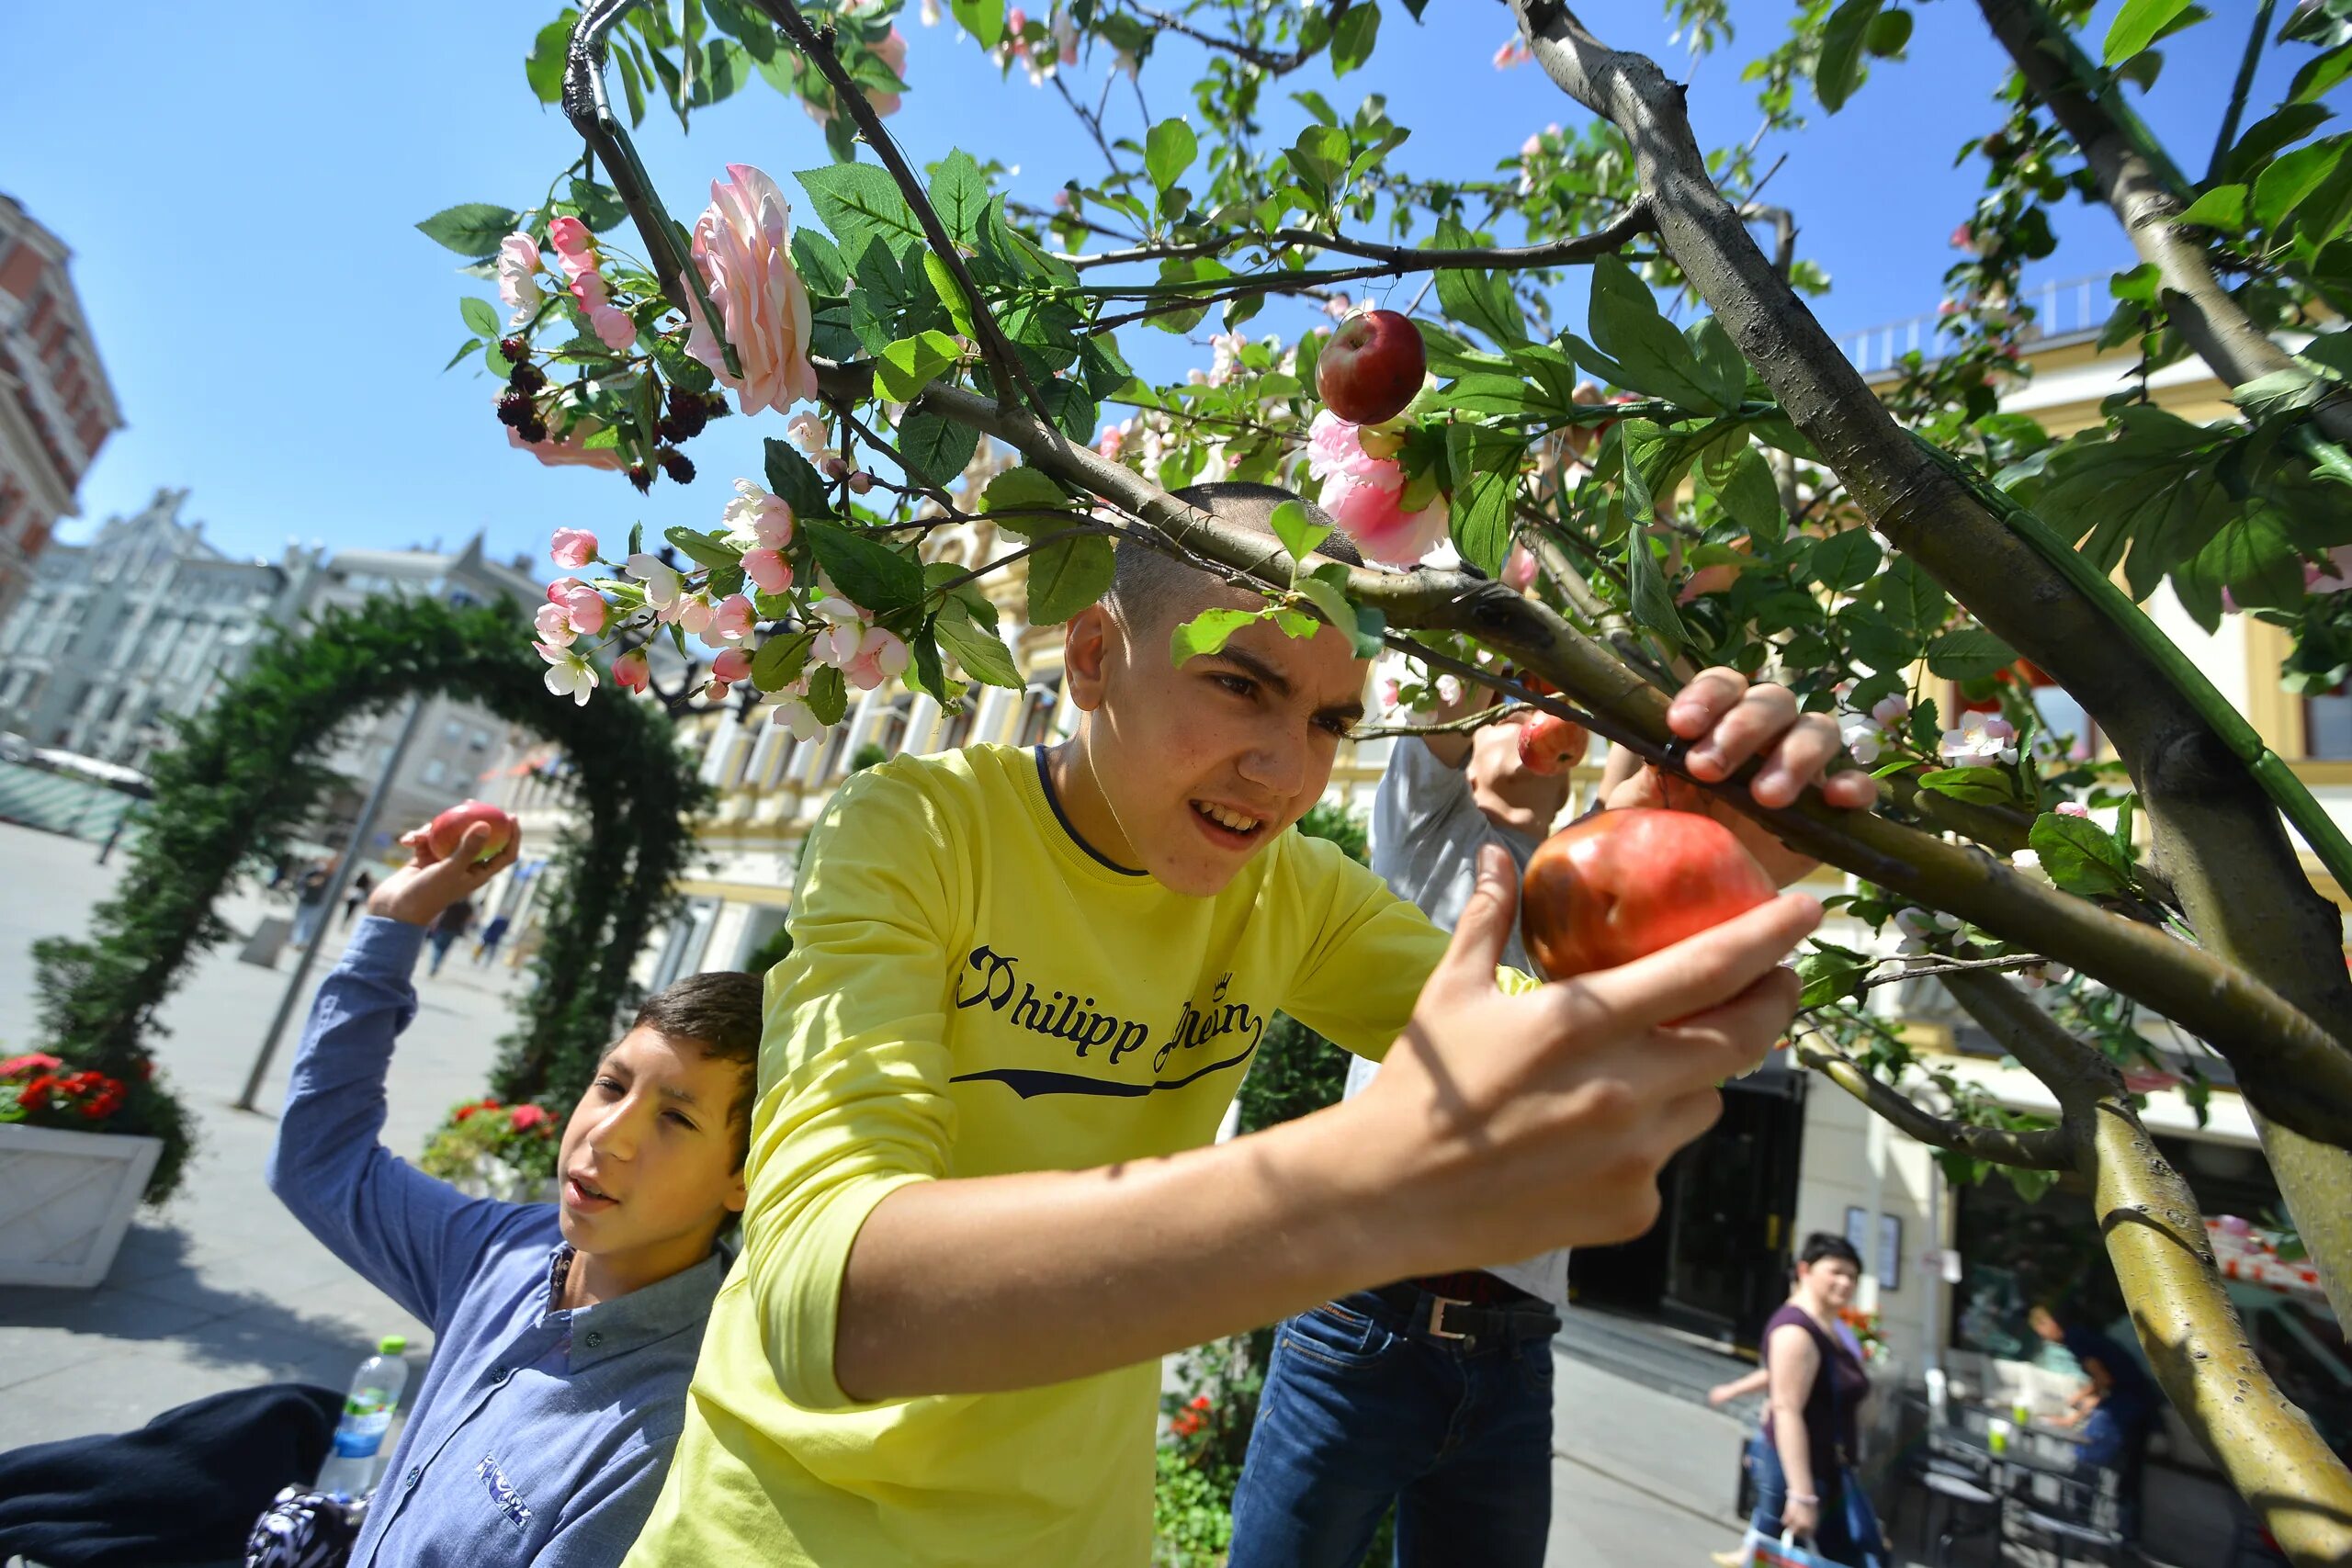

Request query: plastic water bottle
[{"left": 315, "top": 1335, "right": 410, "bottom": 1498}]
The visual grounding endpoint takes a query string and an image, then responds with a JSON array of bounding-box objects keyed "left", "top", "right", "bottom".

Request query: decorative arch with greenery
[{"left": 30, "top": 594, "right": 710, "bottom": 1201}]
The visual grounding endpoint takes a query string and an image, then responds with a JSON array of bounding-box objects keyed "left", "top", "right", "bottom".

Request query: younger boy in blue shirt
[{"left": 267, "top": 818, "right": 754, "bottom": 1567}]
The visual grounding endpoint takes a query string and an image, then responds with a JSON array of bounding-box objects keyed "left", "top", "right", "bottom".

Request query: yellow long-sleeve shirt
[{"left": 624, "top": 742, "right": 1459, "bottom": 1566}]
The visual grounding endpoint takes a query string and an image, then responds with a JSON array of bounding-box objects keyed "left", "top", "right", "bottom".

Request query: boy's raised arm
[
  {"left": 826, "top": 850, "right": 1816, "bottom": 1402},
  {"left": 266, "top": 821, "right": 525, "bottom": 1326}
]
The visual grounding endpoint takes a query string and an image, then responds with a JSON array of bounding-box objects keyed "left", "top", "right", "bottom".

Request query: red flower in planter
[
  {"left": 0, "top": 1053, "right": 63, "bottom": 1077},
  {"left": 509, "top": 1104, "right": 551, "bottom": 1133},
  {"left": 18, "top": 1075, "right": 56, "bottom": 1109}
]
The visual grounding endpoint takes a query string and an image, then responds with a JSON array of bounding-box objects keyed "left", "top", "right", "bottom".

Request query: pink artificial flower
[
  {"left": 1054, "top": 10, "right": 1078, "bottom": 62},
  {"left": 1380, "top": 677, "right": 1401, "bottom": 709},
  {"left": 1008, "top": 6, "right": 1028, "bottom": 33},
  {"left": 533, "top": 602, "right": 575, "bottom": 648},
  {"left": 562, "top": 585, "right": 608, "bottom": 636},
  {"left": 711, "top": 593, "right": 757, "bottom": 643},
  {"left": 742, "top": 547, "right": 793, "bottom": 594},
  {"left": 1870, "top": 694, "right": 1912, "bottom": 728},
  {"left": 786, "top": 410, "right": 829, "bottom": 453},
  {"left": 677, "top": 595, "right": 718, "bottom": 637},
  {"left": 547, "top": 576, "right": 586, "bottom": 602},
  {"left": 2055, "top": 800, "right": 2091, "bottom": 818},
  {"left": 838, "top": 626, "right": 911, "bottom": 691},
  {"left": 1493, "top": 37, "right": 1533, "bottom": 69},
  {"left": 686, "top": 164, "right": 821, "bottom": 417},
  {"left": 1096, "top": 424, "right": 1125, "bottom": 460},
  {"left": 920, "top": 0, "right": 940, "bottom": 22},
  {"left": 568, "top": 267, "right": 638, "bottom": 353},
  {"left": 708, "top": 647, "right": 753, "bottom": 694},
  {"left": 874, "top": 27, "right": 909, "bottom": 107},
  {"left": 1321, "top": 477, "right": 1450, "bottom": 567},
  {"left": 508, "top": 424, "right": 627, "bottom": 471},
  {"left": 1053, "top": 189, "right": 1071, "bottom": 209},
  {"left": 550, "top": 527, "right": 597, "bottom": 569},
  {"left": 1305, "top": 410, "right": 1395, "bottom": 488},
  {"left": 497, "top": 233, "right": 546, "bottom": 326},
  {"left": 612, "top": 648, "right": 651, "bottom": 692},
  {"left": 547, "top": 216, "right": 597, "bottom": 278},
  {"left": 1950, "top": 222, "right": 1981, "bottom": 254},
  {"left": 721, "top": 478, "right": 794, "bottom": 549},
  {"left": 1502, "top": 544, "right": 1537, "bottom": 592}
]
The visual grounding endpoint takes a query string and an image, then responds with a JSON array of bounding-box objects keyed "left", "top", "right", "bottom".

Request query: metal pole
[{"left": 237, "top": 694, "right": 429, "bottom": 1111}]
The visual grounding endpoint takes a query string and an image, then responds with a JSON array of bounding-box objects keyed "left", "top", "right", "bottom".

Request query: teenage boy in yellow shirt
[{"left": 624, "top": 482, "right": 1874, "bottom": 1565}]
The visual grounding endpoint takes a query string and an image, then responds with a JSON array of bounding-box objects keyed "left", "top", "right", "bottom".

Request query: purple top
[{"left": 1761, "top": 1303, "right": 1869, "bottom": 1483}]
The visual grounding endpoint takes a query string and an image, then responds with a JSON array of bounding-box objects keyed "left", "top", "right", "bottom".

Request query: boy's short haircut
[
  {"left": 1106, "top": 481, "right": 1366, "bottom": 632},
  {"left": 632, "top": 971, "right": 763, "bottom": 1167}
]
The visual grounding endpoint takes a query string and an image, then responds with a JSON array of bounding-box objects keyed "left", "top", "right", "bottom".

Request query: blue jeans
[
  {"left": 1227, "top": 1289, "right": 1558, "bottom": 1568},
  {"left": 1748, "top": 1432, "right": 1885, "bottom": 1568}
]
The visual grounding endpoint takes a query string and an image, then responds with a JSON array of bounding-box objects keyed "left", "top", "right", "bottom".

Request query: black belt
[{"left": 1366, "top": 1282, "right": 1560, "bottom": 1347}]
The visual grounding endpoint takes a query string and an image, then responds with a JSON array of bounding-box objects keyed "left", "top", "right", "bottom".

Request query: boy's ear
[
  {"left": 724, "top": 1167, "right": 749, "bottom": 1215},
  {"left": 1063, "top": 604, "right": 1115, "bottom": 713}
]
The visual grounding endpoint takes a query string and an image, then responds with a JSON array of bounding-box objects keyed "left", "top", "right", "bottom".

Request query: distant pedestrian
[
  {"left": 289, "top": 863, "right": 333, "bottom": 952},
  {"left": 2030, "top": 1302, "right": 2156, "bottom": 1537},
  {"left": 1748, "top": 1234, "right": 1887, "bottom": 1568},
  {"left": 472, "top": 913, "right": 512, "bottom": 966},
  {"left": 426, "top": 899, "right": 473, "bottom": 976},
  {"left": 341, "top": 870, "right": 375, "bottom": 928}
]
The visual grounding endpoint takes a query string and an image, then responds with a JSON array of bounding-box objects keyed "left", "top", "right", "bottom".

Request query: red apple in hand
[
  {"left": 1317, "top": 310, "right": 1426, "bottom": 425},
  {"left": 1516, "top": 712, "right": 1589, "bottom": 775},
  {"left": 426, "top": 800, "right": 517, "bottom": 864},
  {"left": 1521, "top": 807, "right": 1776, "bottom": 980}
]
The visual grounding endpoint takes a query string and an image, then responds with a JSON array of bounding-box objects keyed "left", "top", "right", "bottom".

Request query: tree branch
[
  {"left": 910, "top": 377, "right": 2352, "bottom": 1149},
  {"left": 1791, "top": 1037, "right": 2075, "bottom": 1169},
  {"left": 1505, "top": 0, "right": 2352, "bottom": 1160},
  {"left": 2211, "top": 0, "right": 2279, "bottom": 183},
  {"left": 744, "top": 0, "right": 1054, "bottom": 427},
  {"left": 1943, "top": 971, "right": 2352, "bottom": 1566},
  {"left": 1976, "top": 0, "right": 2352, "bottom": 445},
  {"left": 1118, "top": 0, "right": 1353, "bottom": 76}
]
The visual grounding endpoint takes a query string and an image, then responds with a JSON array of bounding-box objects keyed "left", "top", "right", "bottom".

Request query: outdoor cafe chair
[{"left": 2005, "top": 1459, "right": 2129, "bottom": 1567}]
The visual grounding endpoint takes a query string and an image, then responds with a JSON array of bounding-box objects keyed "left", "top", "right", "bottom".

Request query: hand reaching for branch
[
  {"left": 367, "top": 823, "right": 522, "bottom": 929},
  {"left": 1603, "top": 667, "right": 1877, "bottom": 886}
]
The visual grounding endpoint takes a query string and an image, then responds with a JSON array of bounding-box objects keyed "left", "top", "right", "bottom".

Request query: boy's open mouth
[
  {"left": 565, "top": 1172, "right": 619, "bottom": 1211},
  {"left": 1190, "top": 799, "right": 1266, "bottom": 849}
]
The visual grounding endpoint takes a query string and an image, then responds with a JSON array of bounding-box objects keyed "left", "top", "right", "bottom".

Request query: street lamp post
[{"left": 235, "top": 694, "right": 428, "bottom": 1111}]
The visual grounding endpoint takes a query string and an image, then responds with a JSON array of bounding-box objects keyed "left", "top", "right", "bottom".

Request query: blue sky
[{"left": 0, "top": 0, "right": 2318, "bottom": 575}]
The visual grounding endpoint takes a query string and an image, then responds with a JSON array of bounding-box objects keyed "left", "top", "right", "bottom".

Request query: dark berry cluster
[{"left": 495, "top": 344, "right": 549, "bottom": 443}]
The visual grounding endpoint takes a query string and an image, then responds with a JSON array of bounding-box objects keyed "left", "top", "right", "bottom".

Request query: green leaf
[
  {"left": 794, "top": 163, "right": 924, "bottom": 265},
  {"left": 2291, "top": 40, "right": 2352, "bottom": 106},
  {"left": 442, "top": 337, "right": 482, "bottom": 371},
  {"left": 1809, "top": 528, "right": 1883, "bottom": 591},
  {"left": 1623, "top": 532, "right": 1686, "bottom": 651},
  {"left": 2030, "top": 811, "right": 2135, "bottom": 897},
  {"left": 1926, "top": 627, "right": 2018, "bottom": 681},
  {"left": 1145, "top": 118, "right": 1198, "bottom": 194},
  {"left": 1795, "top": 942, "right": 1874, "bottom": 1008},
  {"left": 566, "top": 177, "right": 629, "bottom": 232},
  {"left": 1815, "top": 0, "right": 1884, "bottom": 112},
  {"left": 1292, "top": 574, "right": 1359, "bottom": 641},
  {"left": 2105, "top": 0, "right": 2193, "bottom": 64},
  {"left": 525, "top": 11, "right": 578, "bottom": 104},
  {"left": 2254, "top": 137, "right": 2346, "bottom": 232},
  {"left": 1171, "top": 607, "right": 1261, "bottom": 664},
  {"left": 935, "top": 599, "right": 1023, "bottom": 687},
  {"left": 1445, "top": 424, "right": 1523, "bottom": 576},
  {"left": 416, "top": 203, "right": 523, "bottom": 260},
  {"left": 1431, "top": 218, "right": 1525, "bottom": 348},
  {"left": 2216, "top": 104, "right": 2334, "bottom": 185},
  {"left": 751, "top": 629, "right": 816, "bottom": 693},
  {"left": 922, "top": 253, "right": 978, "bottom": 338},
  {"left": 460, "top": 296, "right": 502, "bottom": 340},
  {"left": 1269, "top": 500, "right": 1331, "bottom": 567},
  {"left": 652, "top": 332, "right": 715, "bottom": 394},
  {"left": 1027, "top": 533, "right": 1116, "bottom": 625},
  {"left": 929, "top": 151, "right": 990, "bottom": 247},
  {"left": 664, "top": 526, "right": 741, "bottom": 570},
  {"left": 874, "top": 329, "right": 964, "bottom": 403},
  {"left": 1329, "top": 1, "right": 1381, "bottom": 76},
  {"left": 807, "top": 663, "right": 849, "bottom": 726},
  {"left": 899, "top": 411, "right": 980, "bottom": 487},
  {"left": 984, "top": 467, "right": 1077, "bottom": 522},
  {"left": 804, "top": 519, "right": 925, "bottom": 612},
  {"left": 2175, "top": 184, "right": 2248, "bottom": 231},
  {"left": 793, "top": 229, "right": 851, "bottom": 298},
  {"left": 1707, "top": 448, "right": 1784, "bottom": 538},
  {"left": 949, "top": 0, "right": 1003, "bottom": 48},
  {"left": 1874, "top": 556, "right": 1951, "bottom": 637},
  {"left": 1685, "top": 316, "right": 1749, "bottom": 412},
  {"left": 1579, "top": 254, "right": 1724, "bottom": 412},
  {"left": 1918, "top": 766, "right": 2017, "bottom": 805},
  {"left": 763, "top": 438, "right": 834, "bottom": 520}
]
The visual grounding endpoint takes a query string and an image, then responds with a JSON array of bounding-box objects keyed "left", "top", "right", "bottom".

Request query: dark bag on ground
[{"left": 0, "top": 1382, "right": 343, "bottom": 1567}]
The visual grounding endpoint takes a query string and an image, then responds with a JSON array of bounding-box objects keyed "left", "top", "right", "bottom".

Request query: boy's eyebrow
[
  {"left": 1215, "top": 647, "right": 1364, "bottom": 727},
  {"left": 660, "top": 1084, "right": 700, "bottom": 1106}
]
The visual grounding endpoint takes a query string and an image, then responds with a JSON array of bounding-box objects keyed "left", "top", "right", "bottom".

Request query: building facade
[
  {"left": 0, "top": 195, "right": 122, "bottom": 625},
  {"left": 0, "top": 487, "right": 544, "bottom": 859}
]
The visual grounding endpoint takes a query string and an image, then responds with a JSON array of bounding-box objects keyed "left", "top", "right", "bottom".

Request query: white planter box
[
  {"left": 448, "top": 1154, "right": 559, "bottom": 1206},
  {"left": 0, "top": 1122, "right": 162, "bottom": 1289}
]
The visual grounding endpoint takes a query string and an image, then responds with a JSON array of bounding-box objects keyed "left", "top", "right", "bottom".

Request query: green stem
[
  {"left": 2209, "top": 0, "right": 2278, "bottom": 184},
  {"left": 1918, "top": 434, "right": 2352, "bottom": 897}
]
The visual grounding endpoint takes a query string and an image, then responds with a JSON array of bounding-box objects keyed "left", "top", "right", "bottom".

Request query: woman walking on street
[{"left": 1747, "top": 1234, "right": 1887, "bottom": 1567}]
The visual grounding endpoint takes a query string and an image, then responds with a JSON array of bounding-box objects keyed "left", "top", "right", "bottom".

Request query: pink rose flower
[
  {"left": 568, "top": 267, "right": 638, "bottom": 353},
  {"left": 742, "top": 547, "right": 793, "bottom": 594},
  {"left": 686, "top": 164, "right": 821, "bottom": 417},
  {"left": 534, "top": 602, "right": 575, "bottom": 648},
  {"left": 613, "top": 648, "right": 651, "bottom": 692},
  {"left": 835, "top": 626, "right": 910, "bottom": 691},
  {"left": 562, "top": 585, "right": 608, "bottom": 636},
  {"left": 508, "top": 425, "right": 627, "bottom": 471},
  {"left": 550, "top": 527, "right": 598, "bottom": 570},
  {"left": 1305, "top": 410, "right": 1396, "bottom": 489},
  {"left": 497, "top": 233, "right": 545, "bottom": 325},
  {"left": 1321, "top": 476, "right": 1450, "bottom": 566}
]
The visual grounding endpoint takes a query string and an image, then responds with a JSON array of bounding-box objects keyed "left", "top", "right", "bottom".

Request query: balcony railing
[{"left": 1833, "top": 273, "right": 2113, "bottom": 378}]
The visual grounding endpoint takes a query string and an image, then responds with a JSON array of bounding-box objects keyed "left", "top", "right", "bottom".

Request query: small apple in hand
[
  {"left": 1317, "top": 310, "right": 1427, "bottom": 425},
  {"left": 1521, "top": 807, "right": 1776, "bottom": 980},
  {"left": 427, "top": 800, "right": 517, "bottom": 864},
  {"left": 1516, "top": 712, "right": 1589, "bottom": 775}
]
